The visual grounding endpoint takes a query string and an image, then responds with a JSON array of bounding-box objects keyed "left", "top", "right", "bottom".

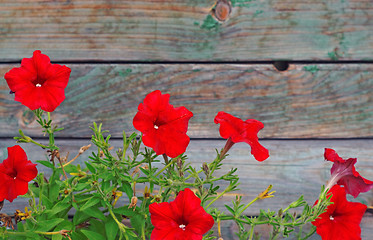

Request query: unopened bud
[
  {"left": 203, "top": 162, "right": 209, "bottom": 176},
  {"left": 177, "top": 157, "right": 183, "bottom": 169},
  {"left": 288, "top": 195, "right": 305, "bottom": 209}
]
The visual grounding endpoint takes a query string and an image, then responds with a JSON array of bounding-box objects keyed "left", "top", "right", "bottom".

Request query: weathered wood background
[{"left": 1, "top": 0, "right": 373, "bottom": 239}]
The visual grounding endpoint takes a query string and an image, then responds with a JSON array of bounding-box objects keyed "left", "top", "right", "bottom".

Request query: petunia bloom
[
  {"left": 312, "top": 185, "right": 367, "bottom": 240},
  {"left": 149, "top": 188, "right": 214, "bottom": 240},
  {"left": 324, "top": 148, "right": 373, "bottom": 198},
  {"left": 214, "top": 111, "right": 269, "bottom": 161},
  {"left": 0, "top": 145, "right": 38, "bottom": 202},
  {"left": 133, "top": 90, "right": 193, "bottom": 158},
  {"left": 4, "top": 50, "right": 71, "bottom": 112}
]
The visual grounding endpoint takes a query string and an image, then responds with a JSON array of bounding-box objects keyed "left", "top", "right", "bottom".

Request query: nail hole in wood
[{"left": 273, "top": 61, "right": 289, "bottom": 71}]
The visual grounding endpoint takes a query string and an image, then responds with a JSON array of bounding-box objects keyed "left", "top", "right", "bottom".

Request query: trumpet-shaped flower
[
  {"left": 0, "top": 145, "right": 38, "bottom": 202},
  {"left": 4, "top": 50, "right": 71, "bottom": 112},
  {"left": 149, "top": 188, "right": 214, "bottom": 240},
  {"left": 133, "top": 90, "right": 193, "bottom": 158},
  {"left": 325, "top": 148, "right": 373, "bottom": 198},
  {"left": 214, "top": 111, "right": 269, "bottom": 161},
  {"left": 312, "top": 185, "right": 367, "bottom": 240}
]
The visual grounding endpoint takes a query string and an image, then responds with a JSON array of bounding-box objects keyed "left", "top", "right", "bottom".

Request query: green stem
[
  {"left": 29, "top": 139, "right": 49, "bottom": 149},
  {"left": 248, "top": 224, "right": 255, "bottom": 240},
  {"left": 38, "top": 174, "right": 44, "bottom": 211},
  {"left": 47, "top": 112, "right": 57, "bottom": 149},
  {"left": 122, "top": 131, "right": 127, "bottom": 160},
  {"left": 154, "top": 158, "right": 176, "bottom": 178},
  {"left": 184, "top": 149, "right": 224, "bottom": 181},
  {"left": 34, "top": 231, "right": 64, "bottom": 235},
  {"left": 206, "top": 188, "right": 229, "bottom": 208},
  {"left": 301, "top": 226, "right": 317, "bottom": 240},
  {"left": 238, "top": 197, "right": 259, "bottom": 216},
  {"left": 297, "top": 225, "right": 303, "bottom": 240}
]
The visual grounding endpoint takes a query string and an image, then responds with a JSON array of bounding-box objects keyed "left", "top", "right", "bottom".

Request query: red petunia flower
[
  {"left": 0, "top": 145, "right": 38, "bottom": 202},
  {"left": 312, "top": 185, "right": 367, "bottom": 240},
  {"left": 149, "top": 188, "right": 214, "bottom": 240},
  {"left": 133, "top": 90, "right": 193, "bottom": 158},
  {"left": 324, "top": 148, "right": 373, "bottom": 198},
  {"left": 4, "top": 50, "right": 71, "bottom": 112},
  {"left": 214, "top": 111, "right": 269, "bottom": 161}
]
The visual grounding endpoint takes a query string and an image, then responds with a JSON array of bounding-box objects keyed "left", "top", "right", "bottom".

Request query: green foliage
[{"left": 1, "top": 110, "right": 331, "bottom": 240}]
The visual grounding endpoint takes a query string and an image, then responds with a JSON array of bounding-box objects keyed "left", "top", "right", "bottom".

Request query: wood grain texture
[
  {"left": 1, "top": 63, "right": 373, "bottom": 138},
  {"left": 1, "top": 139, "right": 372, "bottom": 238},
  {"left": 0, "top": 0, "right": 373, "bottom": 61}
]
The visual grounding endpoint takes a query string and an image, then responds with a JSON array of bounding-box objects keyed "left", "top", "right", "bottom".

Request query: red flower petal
[
  {"left": 149, "top": 188, "right": 214, "bottom": 240},
  {"left": 4, "top": 50, "right": 71, "bottom": 112},
  {"left": 214, "top": 111, "right": 269, "bottom": 161},
  {"left": 312, "top": 185, "right": 367, "bottom": 240},
  {"left": 133, "top": 90, "right": 193, "bottom": 158},
  {"left": 325, "top": 148, "right": 373, "bottom": 198},
  {"left": 0, "top": 145, "right": 37, "bottom": 202}
]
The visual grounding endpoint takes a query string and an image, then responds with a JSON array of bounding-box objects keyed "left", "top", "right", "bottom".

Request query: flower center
[
  {"left": 154, "top": 125, "right": 159, "bottom": 129},
  {"left": 330, "top": 215, "right": 335, "bottom": 221},
  {"left": 179, "top": 224, "right": 186, "bottom": 230},
  {"left": 8, "top": 169, "right": 17, "bottom": 179},
  {"left": 31, "top": 76, "right": 47, "bottom": 87}
]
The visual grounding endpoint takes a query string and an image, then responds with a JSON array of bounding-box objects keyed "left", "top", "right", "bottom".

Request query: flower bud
[
  {"left": 288, "top": 195, "right": 305, "bottom": 209},
  {"left": 203, "top": 162, "right": 209, "bottom": 176}
]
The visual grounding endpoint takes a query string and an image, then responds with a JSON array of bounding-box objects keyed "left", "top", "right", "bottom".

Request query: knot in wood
[{"left": 212, "top": 0, "right": 232, "bottom": 22}]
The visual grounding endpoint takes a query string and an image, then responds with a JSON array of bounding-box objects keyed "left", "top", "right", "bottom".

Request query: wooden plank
[
  {"left": 1, "top": 139, "right": 372, "bottom": 238},
  {"left": 1, "top": 0, "right": 373, "bottom": 61},
  {"left": 1, "top": 63, "right": 373, "bottom": 138}
]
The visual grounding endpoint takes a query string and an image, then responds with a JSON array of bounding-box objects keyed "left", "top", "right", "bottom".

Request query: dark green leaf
[
  {"left": 34, "top": 218, "right": 65, "bottom": 232},
  {"left": 130, "top": 213, "right": 144, "bottom": 235},
  {"left": 80, "top": 197, "right": 100, "bottom": 211},
  {"left": 105, "top": 216, "right": 119, "bottom": 240},
  {"left": 85, "top": 162, "right": 96, "bottom": 174},
  {"left": 83, "top": 206, "right": 106, "bottom": 221},
  {"left": 73, "top": 211, "right": 90, "bottom": 226},
  {"left": 81, "top": 230, "right": 106, "bottom": 240}
]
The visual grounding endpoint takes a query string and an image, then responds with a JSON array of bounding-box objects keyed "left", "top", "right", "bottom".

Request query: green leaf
[
  {"left": 113, "top": 206, "right": 137, "bottom": 217},
  {"left": 118, "top": 182, "right": 133, "bottom": 198},
  {"left": 34, "top": 218, "right": 65, "bottom": 232},
  {"left": 83, "top": 206, "right": 106, "bottom": 221},
  {"left": 41, "top": 194, "right": 53, "bottom": 209},
  {"left": 85, "top": 162, "right": 96, "bottom": 174},
  {"left": 49, "top": 180, "right": 61, "bottom": 202},
  {"left": 80, "top": 197, "right": 100, "bottom": 211},
  {"left": 75, "top": 182, "right": 90, "bottom": 192},
  {"left": 36, "top": 160, "right": 54, "bottom": 169},
  {"left": 81, "top": 230, "right": 106, "bottom": 240},
  {"left": 73, "top": 211, "right": 90, "bottom": 226},
  {"left": 130, "top": 213, "right": 144, "bottom": 236},
  {"left": 105, "top": 216, "right": 119, "bottom": 240},
  {"left": 225, "top": 205, "right": 235, "bottom": 215},
  {"left": 64, "top": 164, "right": 78, "bottom": 174},
  {"left": 52, "top": 234, "right": 63, "bottom": 240},
  {"left": 70, "top": 231, "right": 87, "bottom": 240},
  {"left": 45, "top": 201, "right": 71, "bottom": 216},
  {"left": 89, "top": 219, "right": 106, "bottom": 237}
]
